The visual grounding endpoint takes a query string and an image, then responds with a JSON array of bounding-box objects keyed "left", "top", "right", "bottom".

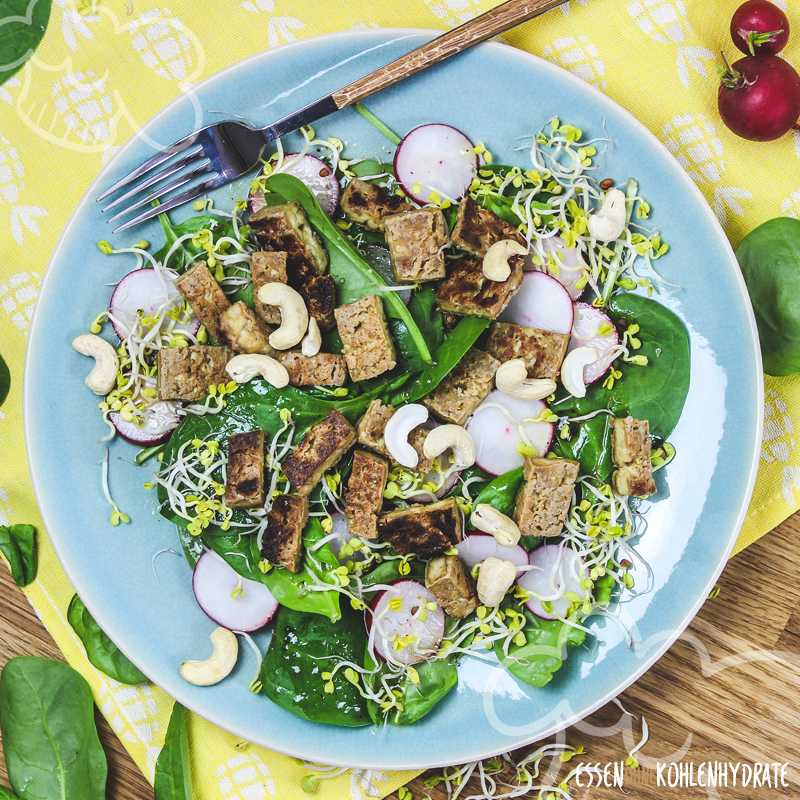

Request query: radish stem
[
  {"left": 600, "top": 178, "right": 639, "bottom": 307},
  {"left": 353, "top": 102, "right": 402, "bottom": 146}
]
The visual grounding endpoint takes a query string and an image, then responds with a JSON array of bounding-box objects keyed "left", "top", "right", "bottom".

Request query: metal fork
[{"left": 98, "top": 0, "right": 566, "bottom": 232}]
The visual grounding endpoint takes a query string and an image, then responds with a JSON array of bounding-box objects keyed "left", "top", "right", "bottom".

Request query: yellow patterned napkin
[{"left": 2, "top": 0, "right": 797, "bottom": 795}]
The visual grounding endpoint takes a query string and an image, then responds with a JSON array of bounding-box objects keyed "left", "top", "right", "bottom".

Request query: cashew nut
[
  {"left": 496, "top": 359, "right": 557, "bottom": 402},
  {"left": 471, "top": 504, "right": 521, "bottom": 548},
  {"left": 384, "top": 404, "right": 429, "bottom": 468},
  {"left": 482, "top": 239, "right": 529, "bottom": 282},
  {"left": 256, "top": 283, "right": 308, "bottom": 350},
  {"left": 226, "top": 353, "right": 290, "bottom": 388},
  {"left": 180, "top": 627, "right": 238, "bottom": 686},
  {"left": 301, "top": 316, "right": 321, "bottom": 357},
  {"left": 587, "top": 188, "right": 627, "bottom": 242},
  {"left": 561, "top": 346, "right": 599, "bottom": 399},
  {"left": 422, "top": 424, "right": 476, "bottom": 469},
  {"left": 71, "top": 334, "right": 119, "bottom": 396},
  {"left": 476, "top": 557, "right": 517, "bottom": 607}
]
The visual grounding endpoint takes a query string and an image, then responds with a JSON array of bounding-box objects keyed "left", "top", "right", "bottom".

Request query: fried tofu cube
[
  {"left": 347, "top": 511, "right": 380, "bottom": 540},
  {"left": 451, "top": 196, "right": 526, "bottom": 258},
  {"left": 175, "top": 262, "right": 230, "bottom": 341},
  {"left": 422, "top": 348, "right": 500, "bottom": 425},
  {"left": 261, "top": 494, "right": 308, "bottom": 573},
  {"left": 485, "top": 322, "right": 570, "bottom": 380},
  {"left": 340, "top": 178, "right": 409, "bottom": 231},
  {"left": 334, "top": 295, "right": 396, "bottom": 382},
  {"left": 281, "top": 409, "right": 356, "bottom": 496},
  {"left": 251, "top": 251, "right": 288, "bottom": 325},
  {"left": 277, "top": 351, "right": 348, "bottom": 387},
  {"left": 218, "top": 301, "right": 276, "bottom": 356},
  {"left": 156, "top": 345, "right": 232, "bottom": 401},
  {"left": 378, "top": 497, "right": 463, "bottom": 556},
  {"left": 345, "top": 451, "right": 388, "bottom": 539},
  {"left": 384, "top": 208, "right": 448, "bottom": 284},
  {"left": 354, "top": 400, "right": 433, "bottom": 471},
  {"left": 611, "top": 417, "right": 657, "bottom": 497},
  {"left": 514, "top": 456, "right": 580, "bottom": 538},
  {"left": 298, "top": 271, "right": 337, "bottom": 331},
  {"left": 425, "top": 554, "right": 479, "bottom": 619},
  {"left": 225, "top": 430, "right": 265, "bottom": 509},
  {"left": 435, "top": 258, "right": 523, "bottom": 320}
]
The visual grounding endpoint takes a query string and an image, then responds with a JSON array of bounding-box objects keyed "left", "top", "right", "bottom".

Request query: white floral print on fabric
[
  {"left": 762, "top": 390, "right": 800, "bottom": 504},
  {"left": 542, "top": 35, "right": 607, "bottom": 90},
  {"left": 423, "top": 0, "right": 483, "bottom": 28},
  {"left": 0, "top": 138, "right": 48, "bottom": 248},
  {"left": 129, "top": 8, "right": 196, "bottom": 83},
  {"left": 215, "top": 752, "right": 277, "bottom": 799}
]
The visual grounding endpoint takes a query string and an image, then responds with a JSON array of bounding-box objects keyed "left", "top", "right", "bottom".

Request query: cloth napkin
[{"left": 1, "top": 0, "right": 796, "bottom": 796}]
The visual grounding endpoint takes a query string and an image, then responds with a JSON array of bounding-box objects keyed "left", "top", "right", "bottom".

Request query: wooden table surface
[{"left": 1, "top": 515, "right": 799, "bottom": 800}]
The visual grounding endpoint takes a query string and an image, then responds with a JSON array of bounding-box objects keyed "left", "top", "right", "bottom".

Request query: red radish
[
  {"left": 407, "top": 466, "right": 461, "bottom": 504},
  {"left": 731, "top": 0, "right": 789, "bottom": 56},
  {"left": 109, "top": 401, "right": 181, "bottom": 446},
  {"left": 192, "top": 551, "right": 278, "bottom": 632},
  {"left": 248, "top": 153, "right": 340, "bottom": 216},
  {"left": 718, "top": 53, "right": 800, "bottom": 142},
  {"left": 394, "top": 124, "right": 477, "bottom": 205},
  {"left": 369, "top": 580, "right": 445, "bottom": 665},
  {"left": 566, "top": 303, "right": 619, "bottom": 384},
  {"left": 362, "top": 244, "right": 412, "bottom": 306},
  {"left": 110, "top": 268, "right": 199, "bottom": 341},
  {"left": 529, "top": 235, "right": 588, "bottom": 300},
  {"left": 456, "top": 534, "right": 529, "bottom": 571},
  {"left": 518, "top": 545, "right": 589, "bottom": 620},
  {"left": 466, "top": 389, "right": 554, "bottom": 476},
  {"left": 498, "top": 271, "right": 574, "bottom": 334}
]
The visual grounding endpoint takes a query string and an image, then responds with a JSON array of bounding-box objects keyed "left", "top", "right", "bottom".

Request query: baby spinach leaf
[
  {"left": 0, "top": 524, "right": 37, "bottom": 587},
  {"left": 154, "top": 702, "right": 192, "bottom": 800},
  {"left": 0, "top": 0, "right": 51, "bottom": 86},
  {"left": 0, "top": 353, "right": 9, "bottom": 407},
  {"left": 67, "top": 595, "right": 148, "bottom": 685},
  {"left": 392, "top": 657, "right": 458, "bottom": 726},
  {"left": 155, "top": 212, "right": 235, "bottom": 273},
  {"left": 259, "top": 605, "right": 370, "bottom": 727},
  {"left": 0, "top": 656, "right": 107, "bottom": 800},
  {"left": 358, "top": 559, "right": 426, "bottom": 592},
  {"left": 551, "top": 411, "right": 613, "bottom": 485},
  {"left": 0, "top": 786, "right": 19, "bottom": 799}
]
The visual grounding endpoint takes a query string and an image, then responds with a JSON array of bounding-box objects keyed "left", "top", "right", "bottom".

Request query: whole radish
[
  {"left": 718, "top": 53, "right": 800, "bottom": 141},
  {"left": 731, "top": 0, "right": 789, "bottom": 56}
]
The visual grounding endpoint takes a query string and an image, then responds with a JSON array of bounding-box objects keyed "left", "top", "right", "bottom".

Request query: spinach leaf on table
[
  {"left": 154, "top": 702, "right": 192, "bottom": 800},
  {"left": 0, "top": 353, "right": 9, "bottom": 407},
  {"left": 0, "top": 524, "right": 37, "bottom": 587},
  {"left": 0, "top": 0, "right": 52, "bottom": 86},
  {"left": 0, "top": 656, "right": 107, "bottom": 800},
  {"left": 0, "top": 786, "right": 19, "bottom": 799},
  {"left": 67, "top": 595, "right": 148, "bottom": 685}
]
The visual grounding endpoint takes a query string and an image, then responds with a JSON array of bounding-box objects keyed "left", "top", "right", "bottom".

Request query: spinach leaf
[
  {"left": 0, "top": 0, "right": 51, "bottom": 86},
  {"left": 0, "top": 787, "right": 19, "bottom": 799},
  {"left": 736, "top": 217, "right": 800, "bottom": 376},
  {"left": 259, "top": 605, "right": 370, "bottom": 727},
  {"left": 0, "top": 353, "right": 9, "bottom": 407},
  {"left": 0, "top": 657, "right": 107, "bottom": 800},
  {"left": 358, "top": 559, "right": 426, "bottom": 592},
  {"left": 154, "top": 212, "right": 235, "bottom": 273},
  {"left": 551, "top": 411, "right": 613, "bottom": 484},
  {"left": 384, "top": 657, "right": 458, "bottom": 726},
  {"left": 67, "top": 595, "right": 148, "bottom": 685},
  {"left": 154, "top": 702, "right": 192, "bottom": 800},
  {"left": 0, "top": 524, "right": 37, "bottom": 587}
]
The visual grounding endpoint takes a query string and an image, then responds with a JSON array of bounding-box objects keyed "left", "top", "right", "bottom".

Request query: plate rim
[{"left": 24, "top": 27, "right": 765, "bottom": 770}]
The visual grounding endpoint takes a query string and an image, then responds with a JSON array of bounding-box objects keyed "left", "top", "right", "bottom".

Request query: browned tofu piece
[
  {"left": 378, "top": 497, "right": 463, "bottom": 556},
  {"left": 334, "top": 295, "right": 396, "bottom": 382},
  {"left": 347, "top": 511, "right": 379, "bottom": 540},
  {"left": 175, "top": 262, "right": 230, "bottom": 341},
  {"left": 298, "top": 271, "right": 337, "bottom": 331},
  {"left": 425, "top": 554, "right": 479, "bottom": 619},
  {"left": 340, "top": 178, "right": 409, "bottom": 231},
  {"left": 435, "top": 258, "right": 523, "bottom": 320},
  {"left": 218, "top": 301, "right": 276, "bottom": 356},
  {"left": 278, "top": 351, "right": 348, "bottom": 387},
  {"left": 407, "top": 426, "right": 435, "bottom": 474},
  {"left": 422, "top": 348, "right": 500, "bottom": 425},
  {"left": 485, "top": 322, "right": 570, "bottom": 380},
  {"left": 251, "top": 251, "right": 288, "bottom": 325},
  {"left": 225, "top": 430, "right": 265, "bottom": 509},
  {"left": 281, "top": 409, "right": 356, "bottom": 496},
  {"left": 261, "top": 494, "right": 308, "bottom": 573},
  {"left": 611, "top": 417, "right": 656, "bottom": 497},
  {"left": 156, "top": 345, "right": 232, "bottom": 402},
  {"left": 451, "top": 196, "right": 526, "bottom": 258},
  {"left": 354, "top": 400, "right": 433, "bottom": 471},
  {"left": 384, "top": 208, "right": 448, "bottom": 284},
  {"left": 514, "top": 456, "right": 580, "bottom": 538},
  {"left": 345, "top": 451, "right": 388, "bottom": 538}
]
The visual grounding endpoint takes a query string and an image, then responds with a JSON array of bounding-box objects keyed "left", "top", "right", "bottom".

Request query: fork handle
[{"left": 331, "top": 0, "right": 566, "bottom": 109}]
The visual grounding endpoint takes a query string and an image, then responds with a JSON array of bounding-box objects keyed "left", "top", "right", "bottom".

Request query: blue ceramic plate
[{"left": 25, "top": 30, "right": 763, "bottom": 769}]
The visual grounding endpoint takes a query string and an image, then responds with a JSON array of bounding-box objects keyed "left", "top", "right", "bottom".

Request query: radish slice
[
  {"left": 518, "top": 545, "right": 589, "bottom": 620},
  {"left": 456, "top": 534, "right": 529, "bottom": 572},
  {"left": 566, "top": 303, "right": 620, "bottom": 384},
  {"left": 408, "top": 467, "right": 461, "bottom": 504},
  {"left": 328, "top": 511, "right": 369, "bottom": 564},
  {"left": 109, "top": 401, "right": 181, "bottom": 446},
  {"left": 369, "top": 580, "right": 446, "bottom": 665},
  {"left": 248, "top": 153, "right": 339, "bottom": 216},
  {"left": 466, "top": 389, "right": 554, "bottom": 476},
  {"left": 498, "top": 271, "right": 574, "bottom": 334},
  {"left": 394, "top": 124, "right": 477, "bottom": 205},
  {"left": 193, "top": 551, "right": 278, "bottom": 632},
  {"left": 110, "top": 268, "right": 199, "bottom": 341},
  {"left": 362, "top": 244, "right": 411, "bottom": 306},
  {"left": 529, "top": 235, "right": 588, "bottom": 300}
]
